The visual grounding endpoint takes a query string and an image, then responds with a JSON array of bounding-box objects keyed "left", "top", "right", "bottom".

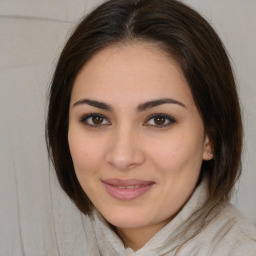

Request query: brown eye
[
  {"left": 92, "top": 116, "right": 104, "bottom": 125},
  {"left": 80, "top": 114, "right": 110, "bottom": 127},
  {"left": 153, "top": 116, "right": 166, "bottom": 125},
  {"left": 144, "top": 114, "right": 176, "bottom": 127}
]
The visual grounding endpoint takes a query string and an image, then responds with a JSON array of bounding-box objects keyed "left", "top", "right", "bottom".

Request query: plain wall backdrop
[{"left": 0, "top": 0, "right": 255, "bottom": 255}]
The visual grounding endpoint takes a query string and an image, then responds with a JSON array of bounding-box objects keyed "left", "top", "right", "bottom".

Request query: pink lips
[{"left": 102, "top": 179, "right": 155, "bottom": 201}]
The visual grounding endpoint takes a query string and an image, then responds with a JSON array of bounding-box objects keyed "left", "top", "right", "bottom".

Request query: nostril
[
  {"left": 105, "top": 146, "right": 145, "bottom": 170},
  {"left": 105, "top": 130, "right": 145, "bottom": 169}
]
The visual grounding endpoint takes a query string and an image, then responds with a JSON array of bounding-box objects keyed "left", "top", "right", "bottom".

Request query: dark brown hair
[{"left": 46, "top": 0, "right": 242, "bottom": 216}]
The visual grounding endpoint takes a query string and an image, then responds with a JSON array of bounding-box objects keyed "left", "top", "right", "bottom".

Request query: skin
[{"left": 68, "top": 42, "right": 212, "bottom": 251}]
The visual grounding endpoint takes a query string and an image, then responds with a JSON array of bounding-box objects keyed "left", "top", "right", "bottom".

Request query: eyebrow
[
  {"left": 137, "top": 98, "right": 187, "bottom": 111},
  {"left": 72, "top": 98, "right": 186, "bottom": 111},
  {"left": 72, "top": 99, "right": 113, "bottom": 111}
]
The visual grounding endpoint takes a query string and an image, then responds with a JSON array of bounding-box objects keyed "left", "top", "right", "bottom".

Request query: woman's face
[{"left": 68, "top": 42, "right": 211, "bottom": 236}]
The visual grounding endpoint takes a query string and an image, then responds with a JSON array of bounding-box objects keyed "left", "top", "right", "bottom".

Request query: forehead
[{"left": 71, "top": 42, "right": 193, "bottom": 107}]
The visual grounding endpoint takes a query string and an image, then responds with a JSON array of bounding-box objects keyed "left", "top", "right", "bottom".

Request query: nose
[{"left": 105, "top": 127, "right": 145, "bottom": 170}]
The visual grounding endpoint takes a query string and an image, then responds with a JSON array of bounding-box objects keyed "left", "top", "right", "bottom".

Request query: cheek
[
  {"left": 68, "top": 131, "right": 101, "bottom": 178},
  {"left": 148, "top": 133, "right": 204, "bottom": 174},
  {"left": 68, "top": 136, "right": 105, "bottom": 201}
]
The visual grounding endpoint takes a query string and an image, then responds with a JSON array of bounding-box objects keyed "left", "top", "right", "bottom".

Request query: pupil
[
  {"left": 154, "top": 116, "right": 165, "bottom": 125},
  {"left": 92, "top": 116, "right": 103, "bottom": 124}
]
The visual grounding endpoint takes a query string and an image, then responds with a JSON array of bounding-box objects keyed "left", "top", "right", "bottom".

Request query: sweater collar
[{"left": 90, "top": 178, "right": 209, "bottom": 256}]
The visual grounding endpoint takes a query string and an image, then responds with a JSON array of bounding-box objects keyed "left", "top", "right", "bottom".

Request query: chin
[{"left": 101, "top": 207, "right": 150, "bottom": 229}]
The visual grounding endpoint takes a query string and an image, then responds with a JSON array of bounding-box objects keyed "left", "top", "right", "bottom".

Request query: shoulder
[
  {"left": 199, "top": 202, "right": 256, "bottom": 255},
  {"left": 224, "top": 203, "right": 256, "bottom": 238}
]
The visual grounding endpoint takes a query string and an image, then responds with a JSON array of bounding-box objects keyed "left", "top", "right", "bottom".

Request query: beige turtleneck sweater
[{"left": 82, "top": 179, "right": 256, "bottom": 255}]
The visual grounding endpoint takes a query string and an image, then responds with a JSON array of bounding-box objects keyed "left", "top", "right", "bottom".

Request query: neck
[{"left": 114, "top": 219, "right": 171, "bottom": 251}]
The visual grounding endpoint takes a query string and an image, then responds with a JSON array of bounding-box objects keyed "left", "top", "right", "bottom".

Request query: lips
[{"left": 102, "top": 179, "right": 155, "bottom": 200}]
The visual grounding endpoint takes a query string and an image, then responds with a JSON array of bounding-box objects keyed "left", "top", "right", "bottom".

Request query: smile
[
  {"left": 102, "top": 179, "right": 155, "bottom": 201},
  {"left": 115, "top": 185, "right": 140, "bottom": 189}
]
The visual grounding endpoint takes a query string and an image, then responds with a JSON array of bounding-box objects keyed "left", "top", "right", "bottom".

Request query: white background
[{"left": 0, "top": 0, "right": 255, "bottom": 255}]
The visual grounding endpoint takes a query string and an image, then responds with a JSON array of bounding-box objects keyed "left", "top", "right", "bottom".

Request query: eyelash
[
  {"left": 79, "top": 113, "right": 176, "bottom": 128},
  {"left": 80, "top": 113, "right": 111, "bottom": 127},
  {"left": 144, "top": 113, "right": 176, "bottom": 128}
]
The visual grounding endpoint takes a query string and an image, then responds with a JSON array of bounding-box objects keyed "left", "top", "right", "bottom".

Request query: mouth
[{"left": 101, "top": 179, "right": 155, "bottom": 201}]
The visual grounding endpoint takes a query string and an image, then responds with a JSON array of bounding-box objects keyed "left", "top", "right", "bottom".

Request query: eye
[
  {"left": 144, "top": 114, "right": 176, "bottom": 127},
  {"left": 80, "top": 113, "right": 111, "bottom": 127}
]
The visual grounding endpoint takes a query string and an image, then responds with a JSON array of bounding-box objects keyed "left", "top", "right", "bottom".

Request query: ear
[{"left": 202, "top": 135, "right": 214, "bottom": 160}]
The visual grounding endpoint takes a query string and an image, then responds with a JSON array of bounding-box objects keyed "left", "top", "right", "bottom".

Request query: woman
[{"left": 46, "top": 0, "right": 256, "bottom": 255}]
